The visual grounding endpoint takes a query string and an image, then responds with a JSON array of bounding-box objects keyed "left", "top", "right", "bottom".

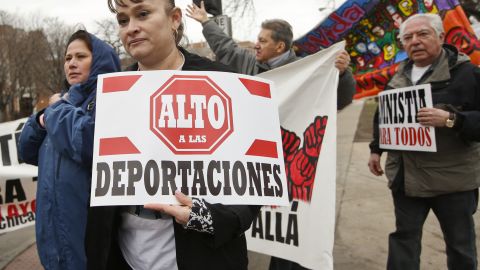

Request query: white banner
[
  {"left": 378, "top": 84, "right": 437, "bottom": 152},
  {"left": 246, "top": 42, "right": 343, "bottom": 269},
  {"left": 0, "top": 118, "right": 37, "bottom": 233},
  {"left": 91, "top": 71, "right": 289, "bottom": 206}
]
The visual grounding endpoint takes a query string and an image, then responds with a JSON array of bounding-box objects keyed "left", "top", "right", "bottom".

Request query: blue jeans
[{"left": 388, "top": 189, "right": 478, "bottom": 270}]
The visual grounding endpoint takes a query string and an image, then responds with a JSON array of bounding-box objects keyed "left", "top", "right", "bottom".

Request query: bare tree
[
  {"left": 0, "top": 11, "right": 74, "bottom": 121},
  {"left": 0, "top": 11, "right": 33, "bottom": 121},
  {"left": 0, "top": 20, "right": 12, "bottom": 121},
  {"left": 94, "top": 18, "right": 125, "bottom": 57},
  {"left": 94, "top": 18, "right": 135, "bottom": 68},
  {"left": 223, "top": 0, "right": 256, "bottom": 40},
  {"left": 223, "top": 0, "right": 255, "bottom": 20},
  {"left": 33, "top": 17, "right": 75, "bottom": 95}
]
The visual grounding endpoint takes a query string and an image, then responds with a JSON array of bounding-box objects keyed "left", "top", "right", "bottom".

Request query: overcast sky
[{"left": 0, "top": 0, "right": 345, "bottom": 42}]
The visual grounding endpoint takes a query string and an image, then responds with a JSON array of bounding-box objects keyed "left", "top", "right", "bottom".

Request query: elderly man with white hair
[{"left": 368, "top": 13, "right": 480, "bottom": 270}]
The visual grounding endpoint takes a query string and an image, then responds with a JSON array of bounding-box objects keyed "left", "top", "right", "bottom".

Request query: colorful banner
[
  {"left": 378, "top": 84, "right": 437, "bottom": 152},
  {"left": 293, "top": 0, "right": 480, "bottom": 98},
  {"left": 91, "top": 71, "right": 289, "bottom": 206},
  {"left": 0, "top": 118, "right": 37, "bottom": 233},
  {"left": 246, "top": 42, "right": 342, "bottom": 269}
]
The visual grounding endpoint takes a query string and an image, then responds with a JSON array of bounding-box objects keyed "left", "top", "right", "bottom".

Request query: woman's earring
[{"left": 173, "top": 28, "right": 178, "bottom": 41}]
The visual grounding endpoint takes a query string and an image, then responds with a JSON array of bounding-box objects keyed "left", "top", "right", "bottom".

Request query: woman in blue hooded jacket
[{"left": 18, "top": 30, "right": 120, "bottom": 270}]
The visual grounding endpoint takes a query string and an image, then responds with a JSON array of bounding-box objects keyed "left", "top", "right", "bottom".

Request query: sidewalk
[
  {"left": 2, "top": 244, "right": 40, "bottom": 270},
  {"left": 3, "top": 100, "right": 480, "bottom": 269},
  {"left": 0, "top": 227, "right": 40, "bottom": 270}
]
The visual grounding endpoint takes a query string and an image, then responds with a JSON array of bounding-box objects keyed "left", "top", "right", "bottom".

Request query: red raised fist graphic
[{"left": 281, "top": 115, "right": 329, "bottom": 202}]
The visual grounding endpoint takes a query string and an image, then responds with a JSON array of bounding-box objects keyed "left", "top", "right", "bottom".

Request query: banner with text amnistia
[
  {"left": 378, "top": 84, "right": 437, "bottom": 152},
  {"left": 246, "top": 41, "right": 344, "bottom": 270},
  {"left": 91, "top": 71, "right": 289, "bottom": 206},
  {"left": 0, "top": 118, "right": 37, "bottom": 233}
]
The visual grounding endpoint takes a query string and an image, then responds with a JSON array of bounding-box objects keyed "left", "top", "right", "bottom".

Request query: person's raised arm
[
  {"left": 186, "top": 1, "right": 209, "bottom": 24},
  {"left": 186, "top": 1, "right": 256, "bottom": 74}
]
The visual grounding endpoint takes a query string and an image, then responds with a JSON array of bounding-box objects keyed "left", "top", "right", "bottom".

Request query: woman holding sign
[
  {"left": 86, "top": 0, "right": 260, "bottom": 269},
  {"left": 18, "top": 30, "right": 121, "bottom": 269}
]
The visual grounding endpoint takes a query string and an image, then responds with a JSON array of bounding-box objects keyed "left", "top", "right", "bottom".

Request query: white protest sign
[
  {"left": 246, "top": 41, "right": 342, "bottom": 269},
  {"left": 91, "top": 71, "right": 289, "bottom": 206},
  {"left": 0, "top": 118, "right": 37, "bottom": 233},
  {"left": 378, "top": 84, "right": 437, "bottom": 152}
]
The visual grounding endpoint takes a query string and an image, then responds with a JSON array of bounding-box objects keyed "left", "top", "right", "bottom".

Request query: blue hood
[{"left": 65, "top": 33, "right": 121, "bottom": 99}]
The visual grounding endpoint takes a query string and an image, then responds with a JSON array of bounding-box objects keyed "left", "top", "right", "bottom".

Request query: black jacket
[
  {"left": 85, "top": 48, "right": 260, "bottom": 270},
  {"left": 369, "top": 44, "right": 480, "bottom": 197}
]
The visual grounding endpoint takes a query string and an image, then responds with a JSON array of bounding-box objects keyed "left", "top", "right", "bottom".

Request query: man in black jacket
[{"left": 368, "top": 13, "right": 480, "bottom": 270}]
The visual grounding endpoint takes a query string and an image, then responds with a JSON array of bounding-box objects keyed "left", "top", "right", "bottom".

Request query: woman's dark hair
[
  {"left": 63, "top": 30, "right": 93, "bottom": 89},
  {"left": 65, "top": 30, "right": 93, "bottom": 53},
  {"left": 175, "top": 20, "right": 184, "bottom": 45},
  {"left": 107, "top": 0, "right": 175, "bottom": 13},
  {"left": 106, "top": 0, "right": 184, "bottom": 45}
]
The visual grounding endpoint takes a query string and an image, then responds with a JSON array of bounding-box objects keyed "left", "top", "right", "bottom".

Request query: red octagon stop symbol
[{"left": 150, "top": 75, "right": 234, "bottom": 154}]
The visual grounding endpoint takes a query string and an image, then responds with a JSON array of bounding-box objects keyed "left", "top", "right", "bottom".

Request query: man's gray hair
[
  {"left": 399, "top": 13, "right": 444, "bottom": 43},
  {"left": 261, "top": 19, "right": 293, "bottom": 52}
]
